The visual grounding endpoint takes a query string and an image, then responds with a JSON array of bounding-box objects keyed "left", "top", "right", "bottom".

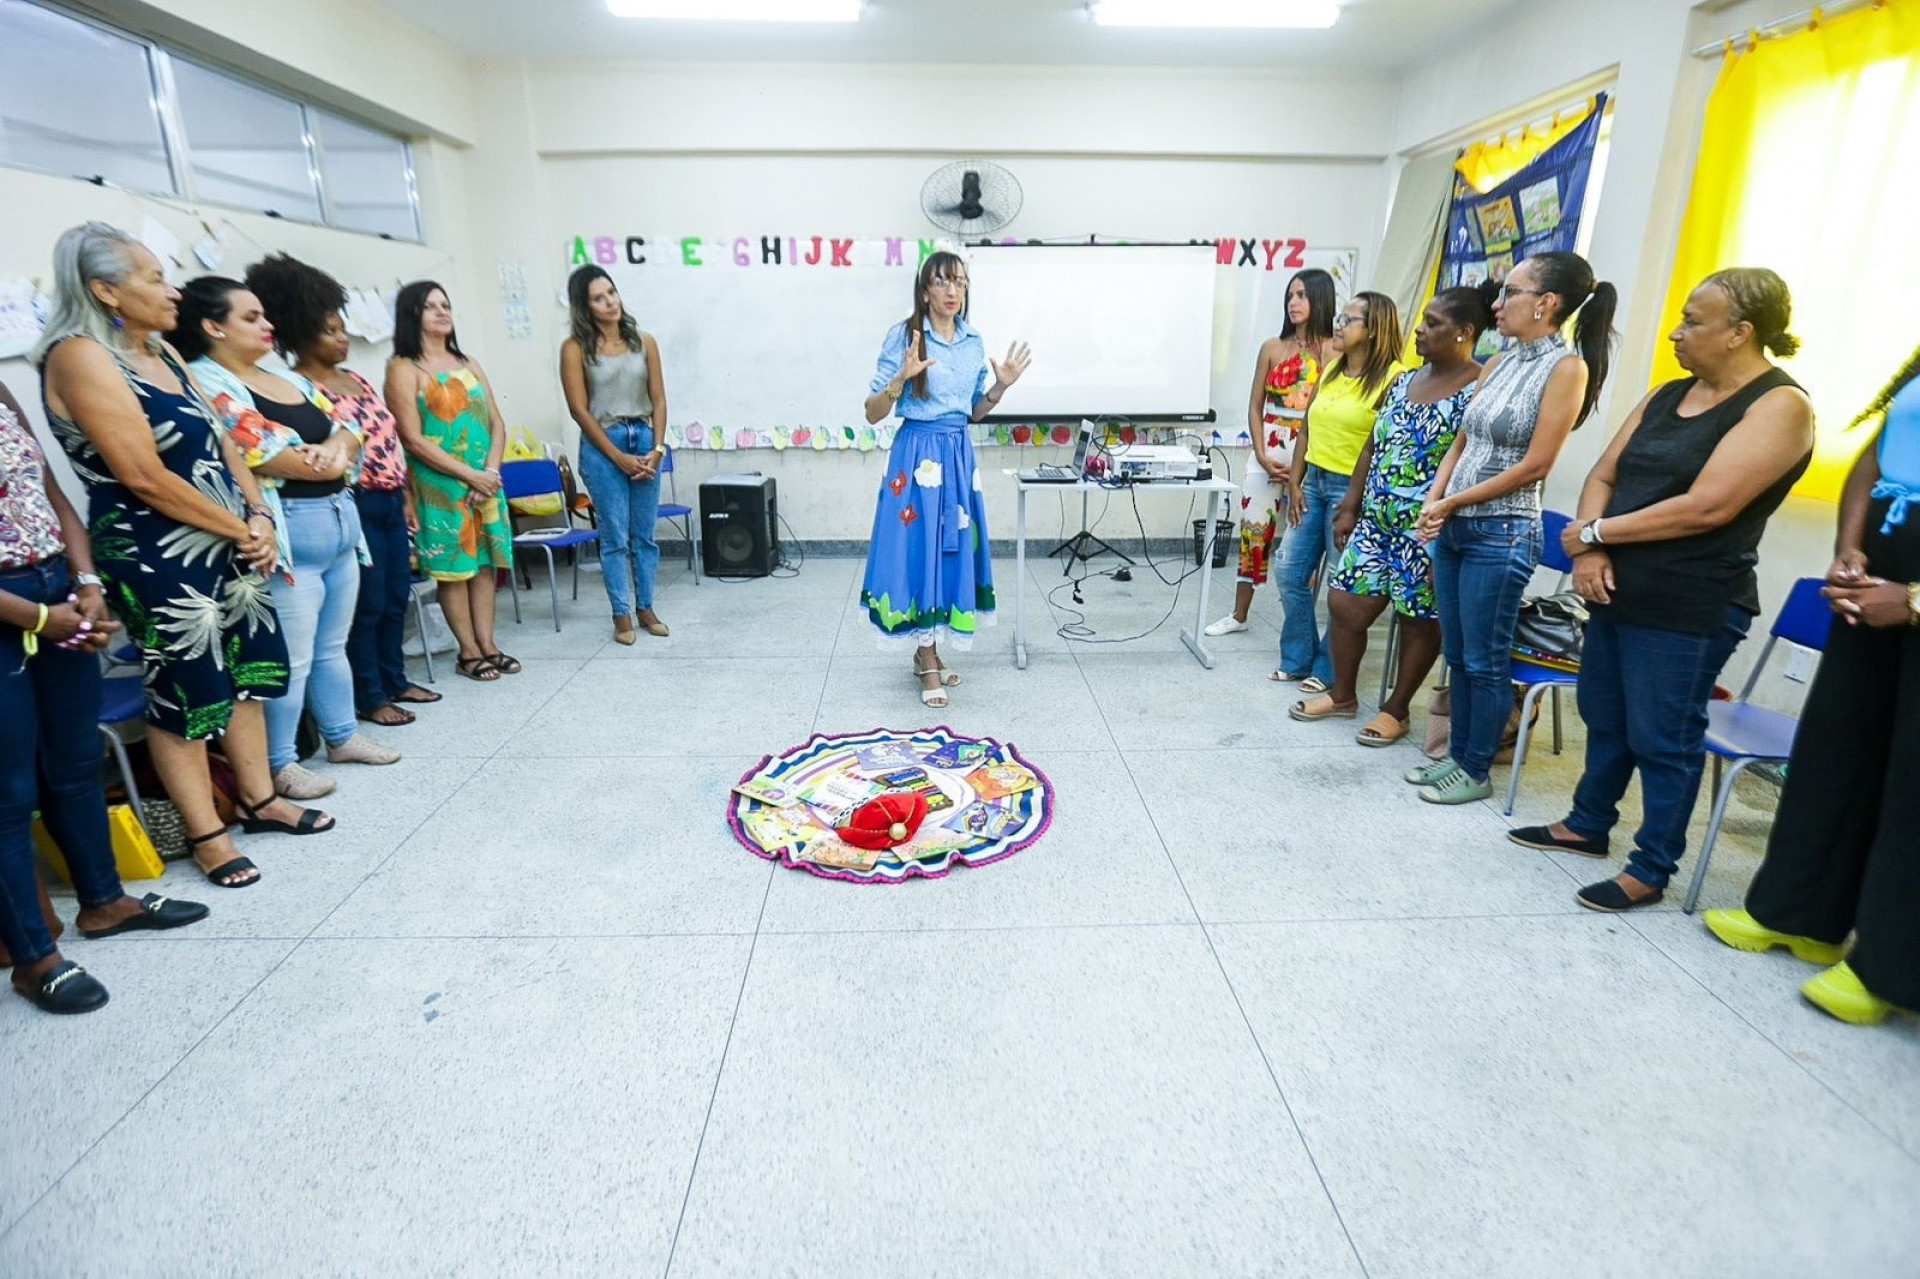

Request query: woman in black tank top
[{"left": 1505, "top": 269, "right": 1814, "bottom": 913}]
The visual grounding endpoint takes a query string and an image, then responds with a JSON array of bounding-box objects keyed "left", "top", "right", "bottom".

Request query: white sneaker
[
  {"left": 327, "top": 734, "right": 402, "bottom": 766},
  {"left": 273, "top": 762, "right": 338, "bottom": 799},
  {"left": 1203, "top": 615, "right": 1249, "bottom": 637}
]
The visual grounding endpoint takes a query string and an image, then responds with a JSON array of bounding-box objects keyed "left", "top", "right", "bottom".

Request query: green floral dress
[
  {"left": 408, "top": 363, "right": 511, "bottom": 582},
  {"left": 45, "top": 345, "right": 289, "bottom": 739}
]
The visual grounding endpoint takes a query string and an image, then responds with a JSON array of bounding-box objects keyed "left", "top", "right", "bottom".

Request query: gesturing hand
[
  {"left": 900, "top": 330, "right": 936, "bottom": 383},
  {"left": 989, "top": 341, "right": 1032, "bottom": 390}
]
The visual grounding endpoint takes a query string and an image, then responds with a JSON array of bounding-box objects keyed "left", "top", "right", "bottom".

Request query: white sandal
[{"left": 912, "top": 661, "right": 950, "bottom": 708}]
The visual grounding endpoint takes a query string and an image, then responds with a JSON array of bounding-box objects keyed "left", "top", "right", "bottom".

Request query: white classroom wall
[{"left": 445, "top": 58, "right": 1401, "bottom": 542}]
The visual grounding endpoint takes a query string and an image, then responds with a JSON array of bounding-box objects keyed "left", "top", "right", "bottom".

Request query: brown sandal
[
  {"left": 1289, "top": 693, "right": 1358, "bottom": 722},
  {"left": 1356, "top": 711, "right": 1410, "bottom": 747}
]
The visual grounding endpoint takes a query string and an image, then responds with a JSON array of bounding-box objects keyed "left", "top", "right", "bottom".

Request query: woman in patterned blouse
[{"left": 247, "top": 255, "right": 440, "bottom": 728}]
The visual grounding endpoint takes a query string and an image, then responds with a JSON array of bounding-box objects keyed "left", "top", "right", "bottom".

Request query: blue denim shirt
[{"left": 870, "top": 317, "right": 990, "bottom": 422}]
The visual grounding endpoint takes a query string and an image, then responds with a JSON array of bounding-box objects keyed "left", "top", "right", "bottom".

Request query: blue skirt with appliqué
[{"left": 860, "top": 413, "right": 996, "bottom": 648}]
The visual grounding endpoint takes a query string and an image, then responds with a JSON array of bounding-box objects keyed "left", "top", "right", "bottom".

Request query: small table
[{"left": 1011, "top": 475, "right": 1237, "bottom": 670}]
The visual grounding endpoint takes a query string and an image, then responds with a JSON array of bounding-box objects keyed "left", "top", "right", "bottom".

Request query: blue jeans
[
  {"left": 1, "top": 556, "right": 124, "bottom": 967},
  {"left": 1567, "top": 605, "right": 1751, "bottom": 889},
  {"left": 1277, "top": 464, "right": 1352, "bottom": 683},
  {"left": 346, "top": 487, "right": 414, "bottom": 713},
  {"left": 267, "top": 493, "right": 363, "bottom": 771},
  {"left": 578, "top": 420, "right": 662, "bottom": 617},
  {"left": 1431, "top": 514, "right": 1541, "bottom": 782}
]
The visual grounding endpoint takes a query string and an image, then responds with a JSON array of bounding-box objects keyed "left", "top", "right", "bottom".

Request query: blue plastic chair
[
  {"left": 501, "top": 458, "right": 600, "bottom": 631},
  {"left": 656, "top": 447, "right": 700, "bottom": 584},
  {"left": 1681, "top": 576, "right": 1831, "bottom": 913},
  {"left": 1502, "top": 510, "right": 1582, "bottom": 816},
  {"left": 98, "top": 673, "right": 149, "bottom": 835}
]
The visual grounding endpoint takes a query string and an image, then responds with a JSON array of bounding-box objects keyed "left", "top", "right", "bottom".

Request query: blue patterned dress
[{"left": 860, "top": 318, "right": 995, "bottom": 648}]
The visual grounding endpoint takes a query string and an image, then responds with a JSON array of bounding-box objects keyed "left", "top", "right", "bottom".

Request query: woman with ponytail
[
  {"left": 1412, "top": 251, "right": 1615, "bottom": 804},
  {"left": 1510, "top": 268, "right": 1815, "bottom": 914}
]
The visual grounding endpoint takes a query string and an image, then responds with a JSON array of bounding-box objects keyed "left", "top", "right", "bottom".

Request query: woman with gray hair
[
  {"left": 1507, "top": 267, "right": 1814, "bottom": 912},
  {"left": 33, "top": 223, "right": 334, "bottom": 890}
]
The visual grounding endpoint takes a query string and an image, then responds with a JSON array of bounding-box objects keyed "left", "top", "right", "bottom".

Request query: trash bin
[{"left": 1193, "top": 518, "right": 1233, "bottom": 569}]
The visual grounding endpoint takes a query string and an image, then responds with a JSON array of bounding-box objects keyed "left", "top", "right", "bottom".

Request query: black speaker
[{"left": 699, "top": 474, "right": 779, "bottom": 578}]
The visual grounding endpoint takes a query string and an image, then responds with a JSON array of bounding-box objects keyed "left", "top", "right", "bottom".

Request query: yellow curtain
[
  {"left": 1656, "top": 0, "right": 1920, "bottom": 500},
  {"left": 1457, "top": 99, "right": 1597, "bottom": 194}
]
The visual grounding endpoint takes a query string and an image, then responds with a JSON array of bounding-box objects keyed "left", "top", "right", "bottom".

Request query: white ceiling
[{"left": 372, "top": 0, "right": 1528, "bottom": 71}]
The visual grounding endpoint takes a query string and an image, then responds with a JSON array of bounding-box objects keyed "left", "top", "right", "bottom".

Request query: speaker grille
[{"left": 712, "top": 523, "right": 758, "bottom": 568}]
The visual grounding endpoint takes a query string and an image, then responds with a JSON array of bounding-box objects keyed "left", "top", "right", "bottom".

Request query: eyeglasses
[
  {"left": 1497, "top": 285, "right": 1545, "bottom": 302},
  {"left": 1332, "top": 314, "right": 1365, "bottom": 329},
  {"left": 929, "top": 277, "right": 970, "bottom": 292}
]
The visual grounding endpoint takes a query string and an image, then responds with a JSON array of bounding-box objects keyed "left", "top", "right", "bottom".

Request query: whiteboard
[
  {"left": 602, "top": 240, "right": 1357, "bottom": 447},
  {"left": 964, "top": 244, "right": 1217, "bottom": 421}
]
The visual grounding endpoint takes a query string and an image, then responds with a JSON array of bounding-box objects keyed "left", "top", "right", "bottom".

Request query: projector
[{"left": 1108, "top": 443, "right": 1202, "bottom": 481}]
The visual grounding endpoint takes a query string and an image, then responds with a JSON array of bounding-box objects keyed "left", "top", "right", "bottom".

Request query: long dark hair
[
  {"left": 393, "top": 280, "right": 464, "bottom": 362},
  {"left": 170, "top": 275, "right": 246, "bottom": 362},
  {"left": 566, "top": 265, "right": 642, "bottom": 365},
  {"left": 1526, "top": 250, "right": 1616, "bottom": 427},
  {"left": 1854, "top": 341, "right": 1920, "bottom": 428},
  {"left": 1279, "top": 267, "right": 1337, "bottom": 346},
  {"left": 245, "top": 253, "right": 346, "bottom": 360},
  {"left": 901, "top": 251, "right": 969, "bottom": 400}
]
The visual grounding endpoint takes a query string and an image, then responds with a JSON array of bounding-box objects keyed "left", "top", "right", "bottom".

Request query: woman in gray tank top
[
  {"left": 561, "top": 266, "right": 670, "bottom": 642},
  {"left": 1408, "top": 252, "right": 1617, "bottom": 804}
]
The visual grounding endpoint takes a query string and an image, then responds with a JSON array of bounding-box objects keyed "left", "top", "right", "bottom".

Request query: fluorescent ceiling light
[
  {"left": 607, "top": 0, "right": 860, "bottom": 20},
  {"left": 1090, "top": 0, "right": 1340, "bottom": 28}
]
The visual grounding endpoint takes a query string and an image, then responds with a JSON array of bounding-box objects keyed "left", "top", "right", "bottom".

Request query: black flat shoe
[
  {"left": 15, "top": 961, "right": 110, "bottom": 1015},
  {"left": 236, "top": 794, "right": 334, "bottom": 836},
  {"left": 79, "top": 892, "right": 211, "bottom": 939},
  {"left": 1508, "top": 824, "right": 1610, "bottom": 859},
  {"left": 1577, "top": 879, "right": 1664, "bottom": 913}
]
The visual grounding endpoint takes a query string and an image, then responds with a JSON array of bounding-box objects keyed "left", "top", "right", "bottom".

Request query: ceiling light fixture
[
  {"left": 606, "top": 0, "right": 860, "bottom": 21},
  {"left": 1089, "top": 0, "right": 1340, "bottom": 29}
]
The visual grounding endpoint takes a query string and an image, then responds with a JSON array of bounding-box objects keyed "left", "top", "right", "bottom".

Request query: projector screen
[{"left": 963, "top": 244, "right": 1217, "bottom": 421}]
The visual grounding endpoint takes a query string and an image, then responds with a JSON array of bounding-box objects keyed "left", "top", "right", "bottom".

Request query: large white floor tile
[
  {"left": 1209, "top": 915, "right": 1920, "bottom": 1279},
  {"left": 669, "top": 926, "right": 1365, "bottom": 1277},
  {"left": 0, "top": 937, "right": 748, "bottom": 1277}
]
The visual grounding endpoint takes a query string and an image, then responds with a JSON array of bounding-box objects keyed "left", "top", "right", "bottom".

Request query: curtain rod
[{"left": 1690, "top": 0, "right": 1880, "bottom": 58}]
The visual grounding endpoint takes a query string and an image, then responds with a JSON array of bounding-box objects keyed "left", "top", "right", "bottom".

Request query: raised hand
[
  {"left": 989, "top": 341, "right": 1032, "bottom": 390},
  {"left": 900, "top": 329, "right": 936, "bottom": 382}
]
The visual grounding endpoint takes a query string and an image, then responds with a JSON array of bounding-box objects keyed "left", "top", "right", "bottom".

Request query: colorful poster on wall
[{"left": 1439, "top": 93, "right": 1607, "bottom": 293}]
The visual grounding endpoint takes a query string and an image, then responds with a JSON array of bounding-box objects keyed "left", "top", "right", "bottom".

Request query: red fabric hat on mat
[{"left": 835, "top": 792, "right": 930, "bottom": 850}]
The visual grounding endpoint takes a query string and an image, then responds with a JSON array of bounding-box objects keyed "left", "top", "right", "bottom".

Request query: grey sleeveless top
[
  {"left": 585, "top": 345, "right": 653, "bottom": 424},
  {"left": 1444, "top": 332, "right": 1571, "bottom": 518}
]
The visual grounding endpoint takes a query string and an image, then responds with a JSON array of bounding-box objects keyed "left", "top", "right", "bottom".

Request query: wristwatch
[
  {"left": 74, "top": 571, "right": 104, "bottom": 592},
  {"left": 1578, "top": 519, "right": 1605, "bottom": 546}
]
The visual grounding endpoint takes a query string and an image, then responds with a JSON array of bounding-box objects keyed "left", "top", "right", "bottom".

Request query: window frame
[{"left": 0, "top": 0, "right": 423, "bottom": 242}]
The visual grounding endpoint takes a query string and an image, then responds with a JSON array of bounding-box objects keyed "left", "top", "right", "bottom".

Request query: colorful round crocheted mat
[{"left": 727, "top": 726, "right": 1054, "bottom": 884}]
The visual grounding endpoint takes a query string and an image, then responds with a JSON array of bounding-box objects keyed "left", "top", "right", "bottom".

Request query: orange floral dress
[
  {"left": 1235, "top": 348, "right": 1323, "bottom": 584},
  {"left": 409, "top": 364, "right": 511, "bottom": 582}
]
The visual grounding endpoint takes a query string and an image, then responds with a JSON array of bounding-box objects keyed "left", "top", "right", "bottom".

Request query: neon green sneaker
[
  {"left": 1703, "top": 910, "right": 1847, "bottom": 966},
  {"left": 1801, "top": 963, "right": 1897, "bottom": 1026}
]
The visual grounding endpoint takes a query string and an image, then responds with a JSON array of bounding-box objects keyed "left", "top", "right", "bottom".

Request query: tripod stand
[{"left": 1046, "top": 488, "right": 1134, "bottom": 575}]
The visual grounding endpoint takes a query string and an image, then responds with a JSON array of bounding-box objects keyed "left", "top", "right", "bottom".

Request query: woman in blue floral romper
[{"left": 1296, "top": 286, "right": 1495, "bottom": 745}]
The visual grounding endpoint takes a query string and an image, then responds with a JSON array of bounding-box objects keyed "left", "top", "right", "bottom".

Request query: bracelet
[
  {"left": 1907, "top": 582, "right": 1920, "bottom": 627},
  {"left": 74, "top": 571, "right": 104, "bottom": 592},
  {"left": 29, "top": 603, "right": 49, "bottom": 635},
  {"left": 22, "top": 602, "right": 48, "bottom": 658},
  {"left": 1590, "top": 518, "right": 1605, "bottom": 544},
  {"left": 246, "top": 504, "right": 275, "bottom": 523}
]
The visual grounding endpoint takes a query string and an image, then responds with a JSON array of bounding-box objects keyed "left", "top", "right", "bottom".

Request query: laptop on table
[{"left": 1018, "top": 422, "right": 1095, "bottom": 483}]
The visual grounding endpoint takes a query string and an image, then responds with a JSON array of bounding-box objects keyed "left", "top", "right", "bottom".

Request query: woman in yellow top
[
  {"left": 1271, "top": 291, "right": 1406, "bottom": 690},
  {"left": 384, "top": 281, "right": 517, "bottom": 683}
]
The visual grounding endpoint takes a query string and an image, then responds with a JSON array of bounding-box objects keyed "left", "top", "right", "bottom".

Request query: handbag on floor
[{"left": 1513, "top": 591, "right": 1589, "bottom": 667}]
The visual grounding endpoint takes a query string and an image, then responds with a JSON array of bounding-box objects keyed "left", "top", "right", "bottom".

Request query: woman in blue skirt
[{"left": 861, "top": 251, "right": 1030, "bottom": 708}]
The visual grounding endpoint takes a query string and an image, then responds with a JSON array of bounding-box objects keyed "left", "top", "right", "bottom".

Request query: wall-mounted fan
[{"left": 920, "top": 160, "right": 1023, "bottom": 235}]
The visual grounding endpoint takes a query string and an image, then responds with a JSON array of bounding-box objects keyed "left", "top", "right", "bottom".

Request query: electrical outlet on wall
[{"left": 1784, "top": 644, "right": 1815, "bottom": 683}]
